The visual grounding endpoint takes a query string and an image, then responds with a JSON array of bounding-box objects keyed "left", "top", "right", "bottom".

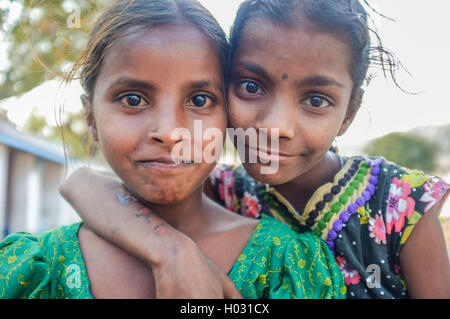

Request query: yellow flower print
[
  {"left": 58, "top": 255, "right": 66, "bottom": 264},
  {"left": 358, "top": 206, "right": 371, "bottom": 225},
  {"left": 401, "top": 169, "right": 430, "bottom": 188},
  {"left": 400, "top": 211, "right": 422, "bottom": 245},
  {"left": 324, "top": 277, "right": 332, "bottom": 287},
  {"left": 7, "top": 255, "right": 17, "bottom": 264},
  {"left": 258, "top": 274, "right": 267, "bottom": 284},
  {"left": 408, "top": 210, "right": 422, "bottom": 225},
  {"left": 297, "top": 259, "right": 306, "bottom": 269},
  {"left": 273, "top": 237, "right": 281, "bottom": 246},
  {"left": 237, "top": 254, "right": 247, "bottom": 262}
]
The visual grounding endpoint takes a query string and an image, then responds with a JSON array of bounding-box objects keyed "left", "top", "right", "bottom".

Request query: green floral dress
[
  {"left": 0, "top": 214, "right": 346, "bottom": 299},
  {"left": 209, "top": 156, "right": 450, "bottom": 298}
]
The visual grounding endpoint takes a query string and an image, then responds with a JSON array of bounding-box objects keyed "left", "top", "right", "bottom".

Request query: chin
[
  {"left": 140, "top": 187, "right": 191, "bottom": 204},
  {"left": 242, "top": 163, "right": 295, "bottom": 186},
  {"left": 124, "top": 179, "right": 193, "bottom": 205}
]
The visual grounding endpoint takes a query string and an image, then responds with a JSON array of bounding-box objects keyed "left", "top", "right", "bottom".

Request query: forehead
[
  {"left": 99, "top": 24, "right": 223, "bottom": 83},
  {"left": 234, "top": 18, "right": 353, "bottom": 82}
]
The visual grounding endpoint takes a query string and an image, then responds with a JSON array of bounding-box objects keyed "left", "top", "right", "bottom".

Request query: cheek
[
  {"left": 95, "top": 116, "right": 142, "bottom": 162},
  {"left": 198, "top": 116, "right": 227, "bottom": 163},
  {"left": 298, "top": 115, "right": 342, "bottom": 150},
  {"left": 227, "top": 95, "right": 258, "bottom": 129}
]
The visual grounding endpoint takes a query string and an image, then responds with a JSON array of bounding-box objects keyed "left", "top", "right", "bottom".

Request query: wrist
[{"left": 150, "top": 233, "right": 197, "bottom": 270}]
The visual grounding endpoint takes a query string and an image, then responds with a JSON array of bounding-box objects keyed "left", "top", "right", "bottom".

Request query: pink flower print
[
  {"left": 336, "top": 256, "right": 361, "bottom": 286},
  {"left": 385, "top": 177, "right": 415, "bottom": 234},
  {"left": 242, "top": 192, "right": 261, "bottom": 218},
  {"left": 394, "top": 263, "right": 401, "bottom": 275},
  {"left": 368, "top": 214, "right": 387, "bottom": 245},
  {"left": 218, "top": 183, "right": 225, "bottom": 201},
  {"left": 420, "top": 178, "right": 450, "bottom": 212},
  {"left": 209, "top": 166, "right": 222, "bottom": 187},
  {"left": 222, "top": 170, "right": 236, "bottom": 212}
]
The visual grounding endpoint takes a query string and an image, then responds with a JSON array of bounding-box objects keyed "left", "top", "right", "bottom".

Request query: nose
[
  {"left": 147, "top": 100, "right": 184, "bottom": 148},
  {"left": 254, "top": 94, "right": 296, "bottom": 141}
]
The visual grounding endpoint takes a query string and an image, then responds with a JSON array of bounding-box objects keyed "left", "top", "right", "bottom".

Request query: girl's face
[
  {"left": 228, "top": 18, "right": 360, "bottom": 185},
  {"left": 85, "top": 24, "right": 226, "bottom": 204}
]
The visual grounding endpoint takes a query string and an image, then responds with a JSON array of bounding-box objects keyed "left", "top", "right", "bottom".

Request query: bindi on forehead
[{"left": 282, "top": 73, "right": 288, "bottom": 80}]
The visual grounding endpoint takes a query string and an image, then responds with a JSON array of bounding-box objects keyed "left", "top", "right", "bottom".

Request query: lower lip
[
  {"left": 139, "top": 161, "right": 193, "bottom": 171},
  {"left": 247, "top": 147, "right": 295, "bottom": 163}
]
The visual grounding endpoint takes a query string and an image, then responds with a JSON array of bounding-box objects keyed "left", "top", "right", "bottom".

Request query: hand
[{"left": 153, "top": 237, "right": 242, "bottom": 299}]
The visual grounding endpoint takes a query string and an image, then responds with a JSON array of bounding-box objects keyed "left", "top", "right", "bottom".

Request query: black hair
[
  {"left": 229, "top": 0, "right": 402, "bottom": 100},
  {"left": 67, "top": 0, "right": 229, "bottom": 100}
]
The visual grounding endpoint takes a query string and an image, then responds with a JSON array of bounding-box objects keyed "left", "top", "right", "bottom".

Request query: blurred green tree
[
  {"left": 0, "top": 0, "right": 107, "bottom": 159},
  {"left": 363, "top": 132, "right": 440, "bottom": 174},
  {"left": 0, "top": 0, "right": 106, "bottom": 98}
]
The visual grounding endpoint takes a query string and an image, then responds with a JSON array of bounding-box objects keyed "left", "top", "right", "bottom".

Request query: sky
[{"left": 1, "top": 0, "right": 450, "bottom": 149}]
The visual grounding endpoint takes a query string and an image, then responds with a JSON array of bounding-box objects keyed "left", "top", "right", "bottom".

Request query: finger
[{"left": 222, "top": 274, "right": 243, "bottom": 299}]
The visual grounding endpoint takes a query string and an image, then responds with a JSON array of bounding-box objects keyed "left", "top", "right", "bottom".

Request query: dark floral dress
[{"left": 209, "top": 155, "right": 450, "bottom": 298}]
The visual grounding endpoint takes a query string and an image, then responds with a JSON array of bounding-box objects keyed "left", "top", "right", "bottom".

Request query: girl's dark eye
[
  {"left": 245, "top": 82, "right": 259, "bottom": 94},
  {"left": 192, "top": 95, "right": 207, "bottom": 107},
  {"left": 118, "top": 94, "right": 148, "bottom": 108},
  {"left": 187, "top": 94, "right": 213, "bottom": 108},
  {"left": 239, "top": 81, "right": 264, "bottom": 95},
  {"left": 303, "top": 95, "right": 331, "bottom": 108}
]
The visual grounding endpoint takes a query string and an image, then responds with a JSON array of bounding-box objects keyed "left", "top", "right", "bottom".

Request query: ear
[
  {"left": 81, "top": 94, "right": 98, "bottom": 142},
  {"left": 338, "top": 88, "right": 364, "bottom": 136}
]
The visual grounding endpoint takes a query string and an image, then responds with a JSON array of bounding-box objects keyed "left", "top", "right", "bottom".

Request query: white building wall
[
  {"left": 8, "top": 150, "right": 37, "bottom": 234},
  {"left": 41, "top": 161, "right": 63, "bottom": 231},
  {"left": 0, "top": 144, "right": 9, "bottom": 239},
  {"left": 25, "top": 160, "right": 42, "bottom": 234},
  {"left": 40, "top": 162, "right": 80, "bottom": 230}
]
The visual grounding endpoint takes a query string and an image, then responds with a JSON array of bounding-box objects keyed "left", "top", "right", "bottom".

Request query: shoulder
[
  {"left": 0, "top": 223, "right": 83, "bottom": 298},
  {"left": 36, "top": 223, "right": 82, "bottom": 252},
  {"left": 230, "top": 214, "right": 347, "bottom": 299},
  {"left": 243, "top": 214, "right": 337, "bottom": 259},
  {"left": 366, "top": 156, "right": 449, "bottom": 233},
  {"left": 0, "top": 223, "right": 81, "bottom": 268},
  {"left": 366, "top": 155, "right": 449, "bottom": 204}
]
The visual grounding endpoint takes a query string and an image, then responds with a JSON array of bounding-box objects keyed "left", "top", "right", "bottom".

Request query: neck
[
  {"left": 274, "top": 151, "right": 341, "bottom": 214},
  {"left": 135, "top": 185, "right": 208, "bottom": 237}
]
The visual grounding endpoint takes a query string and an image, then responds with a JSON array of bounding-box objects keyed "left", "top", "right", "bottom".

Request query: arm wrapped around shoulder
[{"left": 0, "top": 233, "right": 51, "bottom": 299}]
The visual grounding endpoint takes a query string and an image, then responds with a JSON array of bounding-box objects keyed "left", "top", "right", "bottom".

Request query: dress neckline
[{"left": 257, "top": 156, "right": 383, "bottom": 253}]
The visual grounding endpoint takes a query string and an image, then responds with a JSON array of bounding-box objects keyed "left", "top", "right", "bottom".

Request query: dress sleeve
[
  {"left": 380, "top": 162, "right": 450, "bottom": 264},
  {"left": 0, "top": 232, "right": 51, "bottom": 299},
  {"left": 268, "top": 232, "right": 347, "bottom": 299}
]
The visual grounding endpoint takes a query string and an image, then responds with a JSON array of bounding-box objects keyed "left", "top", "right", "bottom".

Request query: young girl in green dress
[
  {"left": 58, "top": 0, "right": 450, "bottom": 298},
  {"left": 0, "top": 0, "right": 345, "bottom": 299}
]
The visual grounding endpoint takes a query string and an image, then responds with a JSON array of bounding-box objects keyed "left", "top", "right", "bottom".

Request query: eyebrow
[
  {"left": 106, "top": 77, "right": 156, "bottom": 92},
  {"left": 234, "top": 62, "right": 344, "bottom": 89},
  {"left": 234, "top": 62, "right": 272, "bottom": 82},
  {"left": 295, "top": 76, "right": 345, "bottom": 89},
  {"left": 187, "top": 80, "right": 223, "bottom": 93}
]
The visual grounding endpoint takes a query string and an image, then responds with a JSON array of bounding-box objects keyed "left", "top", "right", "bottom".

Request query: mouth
[
  {"left": 246, "top": 145, "right": 297, "bottom": 163},
  {"left": 137, "top": 157, "right": 193, "bottom": 171}
]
